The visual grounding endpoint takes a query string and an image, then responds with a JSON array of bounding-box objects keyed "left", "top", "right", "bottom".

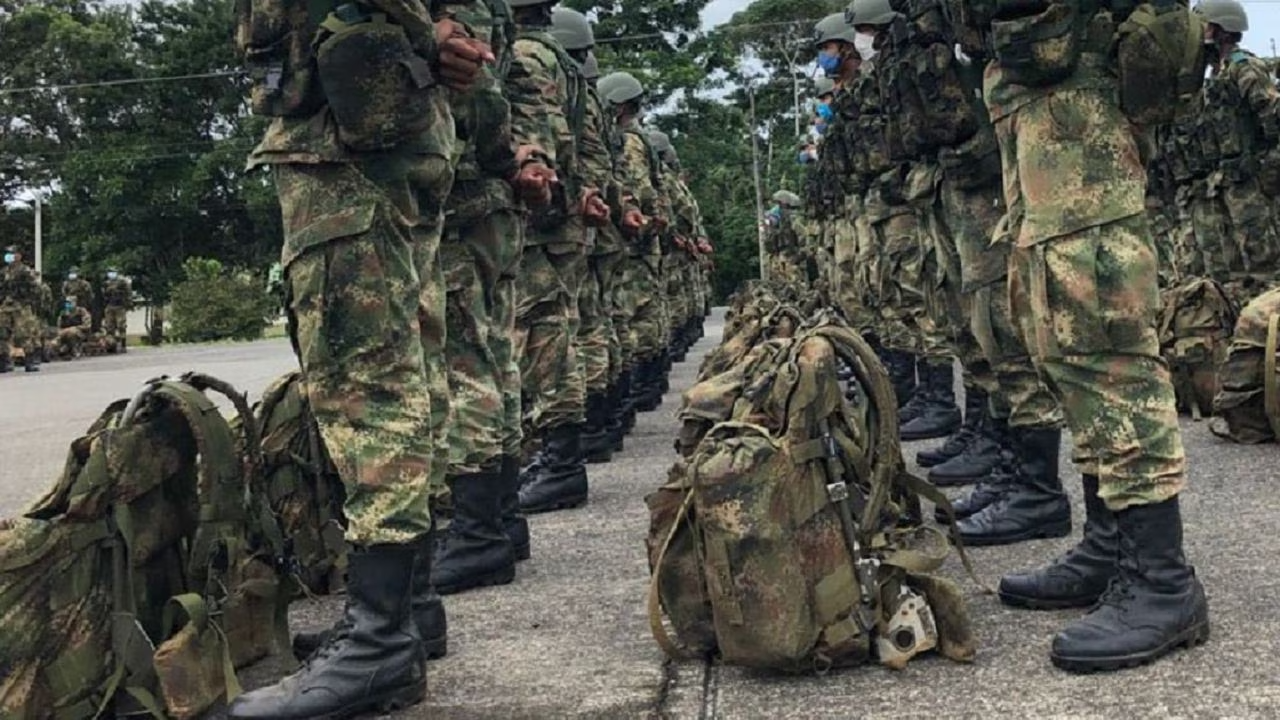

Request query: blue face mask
[
  {"left": 816, "top": 52, "right": 841, "bottom": 77},
  {"left": 3, "top": 254, "right": 13, "bottom": 264}
]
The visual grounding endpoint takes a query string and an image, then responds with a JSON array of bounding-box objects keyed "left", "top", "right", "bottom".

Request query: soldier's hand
[
  {"left": 652, "top": 214, "right": 670, "bottom": 230},
  {"left": 513, "top": 162, "right": 557, "bottom": 205},
  {"left": 435, "top": 19, "right": 494, "bottom": 92},
  {"left": 621, "top": 209, "right": 646, "bottom": 234},
  {"left": 581, "top": 190, "right": 611, "bottom": 227}
]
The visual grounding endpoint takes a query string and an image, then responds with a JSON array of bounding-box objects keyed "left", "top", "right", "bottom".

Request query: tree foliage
[{"left": 169, "top": 256, "right": 273, "bottom": 343}]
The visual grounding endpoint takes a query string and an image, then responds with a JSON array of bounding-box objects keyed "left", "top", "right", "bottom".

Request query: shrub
[{"left": 169, "top": 257, "right": 274, "bottom": 343}]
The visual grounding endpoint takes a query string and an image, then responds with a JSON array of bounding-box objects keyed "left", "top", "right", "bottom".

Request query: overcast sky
[{"left": 701, "top": 0, "right": 1280, "bottom": 58}]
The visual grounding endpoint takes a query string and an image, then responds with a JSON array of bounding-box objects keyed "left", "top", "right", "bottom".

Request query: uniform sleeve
[
  {"left": 623, "top": 132, "right": 659, "bottom": 214},
  {"left": 579, "top": 96, "right": 611, "bottom": 191},
  {"left": 506, "top": 39, "right": 569, "bottom": 169},
  {"left": 439, "top": 2, "right": 519, "bottom": 179},
  {"left": 373, "top": 0, "right": 436, "bottom": 53},
  {"left": 1236, "top": 58, "right": 1280, "bottom": 140}
]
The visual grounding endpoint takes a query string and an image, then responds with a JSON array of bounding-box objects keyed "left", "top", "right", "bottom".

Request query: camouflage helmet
[
  {"left": 550, "top": 7, "right": 594, "bottom": 51},
  {"left": 773, "top": 190, "right": 803, "bottom": 208},
  {"left": 598, "top": 71, "right": 645, "bottom": 106},
  {"left": 846, "top": 0, "right": 899, "bottom": 27},
  {"left": 813, "top": 12, "right": 858, "bottom": 46},
  {"left": 814, "top": 77, "right": 836, "bottom": 96},
  {"left": 648, "top": 130, "right": 673, "bottom": 153},
  {"left": 582, "top": 51, "right": 601, "bottom": 80},
  {"left": 1196, "top": 0, "right": 1248, "bottom": 33}
]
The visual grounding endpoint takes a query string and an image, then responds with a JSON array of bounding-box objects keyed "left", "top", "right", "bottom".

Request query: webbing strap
[
  {"left": 1266, "top": 313, "right": 1280, "bottom": 439},
  {"left": 645, "top": 487, "right": 699, "bottom": 660},
  {"left": 896, "top": 472, "right": 993, "bottom": 594}
]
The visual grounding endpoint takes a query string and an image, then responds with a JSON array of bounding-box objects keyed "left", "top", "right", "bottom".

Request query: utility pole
[
  {"left": 748, "top": 84, "right": 767, "bottom": 281},
  {"left": 34, "top": 194, "right": 42, "bottom": 274}
]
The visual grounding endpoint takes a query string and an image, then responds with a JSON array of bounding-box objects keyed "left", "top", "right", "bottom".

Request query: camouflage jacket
[
  {"left": 0, "top": 262, "right": 40, "bottom": 308},
  {"left": 508, "top": 27, "right": 580, "bottom": 206},
  {"left": 1202, "top": 49, "right": 1280, "bottom": 167}
]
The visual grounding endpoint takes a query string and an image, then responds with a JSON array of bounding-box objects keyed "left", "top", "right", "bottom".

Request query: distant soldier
[
  {"left": 62, "top": 267, "right": 94, "bottom": 316},
  {"left": 100, "top": 267, "right": 131, "bottom": 352},
  {"left": 55, "top": 296, "right": 93, "bottom": 359},
  {"left": 0, "top": 246, "right": 42, "bottom": 373}
]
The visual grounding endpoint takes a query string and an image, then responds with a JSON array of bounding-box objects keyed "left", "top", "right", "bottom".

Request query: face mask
[
  {"left": 817, "top": 51, "right": 842, "bottom": 77},
  {"left": 3, "top": 254, "right": 13, "bottom": 265},
  {"left": 107, "top": 272, "right": 118, "bottom": 280},
  {"left": 854, "top": 32, "right": 877, "bottom": 60},
  {"left": 64, "top": 303, "right": 73, "bottom": 312},
  {"left": 68, "top": 273, "right": 77, "bottom": 280}
]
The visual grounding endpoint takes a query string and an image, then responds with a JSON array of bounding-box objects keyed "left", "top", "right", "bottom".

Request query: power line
[{"left": 0, "top": 71, "right": 241, "bottom": 96}]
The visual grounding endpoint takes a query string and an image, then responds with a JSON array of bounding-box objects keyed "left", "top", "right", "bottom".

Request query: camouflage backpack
[
  {"left": 1158, "top": 277, "right": 1240, "bottom": 418},
  {"left": 697, "top": 300, "right": 803, "bottom": 382},
  {"left": 1212, "top": 286, "right": 1280, "bottom": 444},
  {"left": 251, "top": 371, "right": 347, "bottom": 597},
  {"left": 0, "top": 374, "right": 290, "bottom": 720},
  {"left": 647, "top": 315, "right": 977, "bottom": 672},
  {"left": 1112, "top": 1, "right": 1208, "bottom": 127}
]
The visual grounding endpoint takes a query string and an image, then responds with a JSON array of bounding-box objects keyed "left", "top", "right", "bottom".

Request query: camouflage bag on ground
[
  {"left": 647, "top": 313, "right": 977, "bottom": 672},
  {"left": 1212, "top": 286, "right": 1280, "bottom": 444},
  {"left": 0, "top": 374, "right": 290, "bottom": 720},
  {"left": 250, "top": 371, "right": 347, "bottom": 597},
  {"left": 1159, "top": 277, "right": 1239, "bottom": 418},
  {"left": 697, "top": 297, "right": 802, "bottom": 383}
]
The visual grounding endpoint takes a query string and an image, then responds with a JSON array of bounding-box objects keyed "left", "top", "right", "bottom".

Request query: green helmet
[
  {"left": 846, "top": 0, "right": 898, "bottom": 27},
  {"left": 509, "top": 0, "right": 559, "bottom": 7},
  {"left": 582, "top": 51, "right": 600, "bottom": 81},
  {"left": 648, "top": 130, "right": 672, "bottom": 153},
  {"left": 813, "top": 12, "right": 858, "bottom": 46},
  {"left": 550, "top": 7, "right": 594, "bottom": 51},
  {"left": 598, "top": 71, "right": 645, "bottom": 106},
  {"left": 1196, "top": 0, "right": 1248, "bottom": 33},
  {"left": 772, "top": 190, "right": 802, "bottom": 208},
  {"left": 814, "top": 77, "right": 836, "bottom": 95}
]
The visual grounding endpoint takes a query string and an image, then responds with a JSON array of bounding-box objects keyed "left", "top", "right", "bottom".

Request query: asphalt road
[{"left": 2, "top": 313, "right": 1277, "bottom": 719}]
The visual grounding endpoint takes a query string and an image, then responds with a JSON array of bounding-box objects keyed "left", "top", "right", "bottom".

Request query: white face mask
[{"left": 854, "top": 32, "right": 877, "bottom": 60}]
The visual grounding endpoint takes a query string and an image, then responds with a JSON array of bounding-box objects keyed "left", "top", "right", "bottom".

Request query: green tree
[{"left": 169, "top": 256, "right": 274, "bottom": 343}]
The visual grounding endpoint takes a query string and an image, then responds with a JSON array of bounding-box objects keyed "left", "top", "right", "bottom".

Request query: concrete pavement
[{"left": 2, "top": 312, "right": 1278, "bottom": 719}]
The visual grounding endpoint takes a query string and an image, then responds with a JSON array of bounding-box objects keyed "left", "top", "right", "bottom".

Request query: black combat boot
[
  {"left": 934, "top": 416, "right": 1017, "bottom": 524},
  {"left": 292, "top": 536, "right": 447, "bottom": 662},
  {"left": 1000, "top": 474, "right": 1119, "bottom": 609},
  {"left": 500, "top": 455, "right": 531, "bottom": 561},
  {"left": 659, "top": 350, "right": 672, "bottom": 393},
  {"left": 616, "top": 370, "right": 637, "bottom": 437},
  {"left": 229, "top": 543, "right": 425, "bottom": 719},
  {"left": 900, "top": 360, "right": 961, "bottom": 441},
  {"left": 955, "top": 426, "right": 1071, "bottom": 547},
  {"left": 928, "top": 408, "right": 1003, "bottom": 487},
  {"left": 671, "top": 327, "right": 688, "bottom": 363},
  {"left": 880, "top": 349, "right": 918, "bottom": 409},
  {"left": 606, "top": 379, "right": 628, "bottom": 451},
  {"left": 1049, "top": 497, "right": 1210, "bottom": 672},
  {"left": 519, "top": 423, "right": 589, "bottom": 513},
  {"left": 917, "top": 386, "right": 987, "bottom": 467},
  {"left": 23, "top": 353, "right": 39, "bottom": 373},
  {"left": 0, "top": 355, "right": 11, "bottom": 373},
  {"left": 580, "top": 393, "right": 614, "bottom": 464},
  {"left": 635, "top": 357, "right": 664, "bottom": 413},
  {"left": 432, "top": 470, "right": 517, "bottom": 595}
]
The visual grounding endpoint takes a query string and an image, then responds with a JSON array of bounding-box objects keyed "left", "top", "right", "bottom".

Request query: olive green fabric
[
  {"left": 1114, "top": 2, "right": 1208, "bottom": 127},
  {"left": 647, "top": 305, "right": 976, "bottom": 672},
  {"left": 0, "top": 376, "right": 290, "bottom": 720},
  {"left": 1159, "top": 278, "right": 1240, "bottom": 418},
  {"left": 1212, "top": 285, "right": 1280, "bottom": 443}
]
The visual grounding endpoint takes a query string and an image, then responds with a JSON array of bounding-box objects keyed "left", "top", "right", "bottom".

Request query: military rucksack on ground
[
  {"left": 1113, "top": 1, "right": 1208, "bottom": 127},
  {"left": 249, "top": 371, "right": 347, "bottom": 597},
  {"left": 1212, "top": 286, "right": 1280, "bottom": 443},
  {"left": 647, "top": 313, "right": 977, "bottom": 672},
  {"left": 0, "top": 374, "right": 291, "bottom": 720},
  {"left": 1159, "top": 277, "right": 1239, "bottom": 418},
  {"left": 698, "top": 297, "right": 802, "bottom": 382}
]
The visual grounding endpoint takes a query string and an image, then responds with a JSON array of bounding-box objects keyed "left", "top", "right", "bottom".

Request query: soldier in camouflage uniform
[
  {"left": 0, "top": 246, "right": 41, "bottom": 373},
  {"left": 649, "top": 130, "right": 705, "bottom": 360},
  {"left": 552, "top": 9, "right": 636, "bottom": 466},
  {"left": 61, "top": 268, "right": 94, "bottom": 321},
  {"left": 227, "top": 3, "right": 492, "bottom": 717},
  {"left": 600, "top": 71, "right": 672, "bottom": 417},
  {"left": 429, "top": 0, "right": 560, "bottom": 598},
  {"left": 956, "top": 0, "right": 1209, "bottom": 674},
  {"left": 508, "top": 0, "right": 612, "bottom": 514},
  {"left": 54, "top": 295, "right": 93, "bottom": 360},
  {"left": 100, "top": 268, "right": 131, "bottom": 353},
  {"left": 1195, "top": 1, "right": 1280, "bottom": 302}
]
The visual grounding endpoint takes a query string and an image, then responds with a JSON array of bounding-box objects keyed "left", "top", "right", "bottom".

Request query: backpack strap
[
  {"left": 645, "top": 486, "right": 699, "bottom": 660},
  {"left": 1266, "top": 313, "right": 1280, "bottom": 440}
]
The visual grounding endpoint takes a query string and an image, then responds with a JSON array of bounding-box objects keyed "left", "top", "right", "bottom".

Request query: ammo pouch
[
  {"left": 315, "top": 11, "right": 436, "bottom": 151},
  {"left": 939, "top": 129, "right": 1001, "bottom": 190},
  {"left": 992, "top": 2, "right": 1083, "bottom": 86},
  {"left": 236, "top": 0, "right": 327, "bottom": 118}
]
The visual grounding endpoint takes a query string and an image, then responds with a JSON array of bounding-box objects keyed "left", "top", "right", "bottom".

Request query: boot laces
[
  {"left": 303, "top": 617, "right": 354, "bottom": 667},
  {"left": 1096, "top": 575, "right": 1136, "bottom": 610}
]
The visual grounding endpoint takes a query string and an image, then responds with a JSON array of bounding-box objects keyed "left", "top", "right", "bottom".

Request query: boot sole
[
  {"left": 514, "top": 541, "right": 532, "bottom": 562},
  {"left": 521, "top": 494, "right": 588, "bottom": 515},
  {"left": 424, "top": 634, "right": 449, "bottom": 660},
  {"left": 957, "top": 519, "right": 1072, "bottom": 547},
  {"left": 929, "top": 471, "right": 993, "bottom": 488},
  {"left": 436, "top": 565, "right": 517, "bottom": 596},
  {"left": 585, "top": 450, "right": 613, "bottom": 464},
  {"left": 1050, "top": 621, "right": 1210, "bottom": 673},
  {"left": 312, "top": 681, "right": 427, "bottom": 720},
  {"left": 916, "top": 453, "right": 962, "bottom": 469},
  {"left": 901, "top": 424, "right": 963, "bottom": 442}
]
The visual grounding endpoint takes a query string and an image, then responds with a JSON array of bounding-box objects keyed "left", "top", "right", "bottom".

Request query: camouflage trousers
[
  {"left": 577, "top": 243, "right": 623, "bottom": 395},
  {"left": 665, "top": 255, "right": 690, "bottom": 336},
  {"left": 102, "top": 307, "right": 127, "bottom": 340},
  {"left": 1008, "top": 214, "right": 1186, "bottom": 510},
  {"left": 609, "top": 252, "right": 637, "bottom": 373},
  {"left": 517, "top": 235, "right": 588, "bottom": 431},
  {"left": 619, "top": 252, "right": 667, "bottom": 363},
  {"left": 276, "top": 158, "right": 452, "bottom": 546},
  {"left": 874, "top": 206, "right": 927, "bottom": 354},
  {"left": 55, "top": 326, "right": 89, "bottom": 359},
  {"left": 440, "top": 205, "right": 523, "bottom": 474},
  {"left": 0, "top": 303, "right": 39, "bottom": 361}
]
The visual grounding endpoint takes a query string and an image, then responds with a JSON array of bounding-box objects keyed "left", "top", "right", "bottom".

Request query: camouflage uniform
[
  {"left": 100, "top": 275, "right": 131, "bottom": 346},
  {"left": 0, "top": 259, "right": 41, "bottom": 369},
  {"left": 984, "top": 30, "right": 1185, "bottom": 511},
  {"left": 249, "top": 4, "right": 456, "bottom": 547},
  {"left": 508, "top": 25, "right": 588, "bottom": 434},
  {"left": 616, "top": 119, "right": 669, "bottom": 372},
  {"left": 55, "top": 303, "right": 92, "bottom": 359}
]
